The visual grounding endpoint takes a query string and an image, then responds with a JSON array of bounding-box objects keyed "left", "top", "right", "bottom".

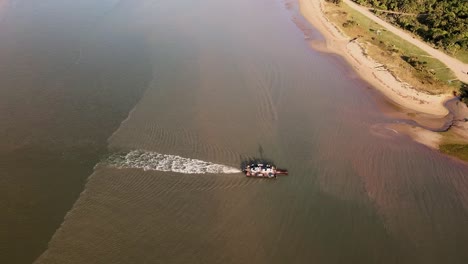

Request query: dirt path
[{"left": 343, "top": 0, "right": 468, "bottom": 84}]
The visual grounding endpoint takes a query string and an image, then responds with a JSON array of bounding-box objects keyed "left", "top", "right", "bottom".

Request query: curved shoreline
[{"left": 299, "top": 0, "right": 452, "bottom": 117}]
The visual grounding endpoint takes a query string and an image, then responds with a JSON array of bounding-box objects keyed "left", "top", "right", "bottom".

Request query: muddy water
[
  {"left": 1, "top": 0, "right": 467, "bottom": 263},
  {"left": 0, "top": 0, "right": 151, "bottom": 263}
]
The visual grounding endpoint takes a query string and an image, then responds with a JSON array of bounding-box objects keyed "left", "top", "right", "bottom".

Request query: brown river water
[{"left": 1, "top": 0, "right": 467, "bottom": 263}]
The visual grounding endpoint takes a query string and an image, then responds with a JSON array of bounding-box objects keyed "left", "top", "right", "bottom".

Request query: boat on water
[{"left": 242, "top": 163, "right": 288, "bottom": 178}]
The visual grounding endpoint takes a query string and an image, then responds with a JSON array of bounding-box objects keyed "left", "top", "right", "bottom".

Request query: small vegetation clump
[
  {"left": 440, "top": 144, "right": 468, "bottom": 162},
  {"left": 460, "top": 83, "right": 468, "bottom": 104},
  {"left": 343, "top": 20, "right": 358, "bottom": 28},
  {"left": 401, "top": 56, "right": 427, "bottom": 70}
]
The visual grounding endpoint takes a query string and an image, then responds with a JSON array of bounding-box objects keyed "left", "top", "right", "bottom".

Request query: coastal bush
[
  {"left": 400, "top": 55, "right": 442, "bottom": 85},
  {"left": 460, "top": 83, "right": 468, "bottom": 104},
  {"left": 326, "top": 0, "right": 342, "bottom": 4},
  {"left": 401, "top": 55, "right": 427, "bottom": 70},
  {"left": 343, "top": 19, "right": 357, "bottom": 27},
  {"left": 352, "top": 0, "right": 468, "bottom": 58},
  {"left": 440, "top": 144, "right": 468, "bottom": 162}
]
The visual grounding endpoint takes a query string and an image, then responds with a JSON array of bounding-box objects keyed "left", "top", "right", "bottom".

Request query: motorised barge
[{"left": 242, "top": 162, "right": 288, "bottom": 178}]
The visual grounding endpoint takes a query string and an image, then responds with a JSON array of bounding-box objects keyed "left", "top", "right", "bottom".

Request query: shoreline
[{"left": 299, "top": 0, "right": 452, "bottom": 117}]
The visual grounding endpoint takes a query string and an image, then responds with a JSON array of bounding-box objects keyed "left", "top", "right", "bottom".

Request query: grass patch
[
  {"left": 439, "top": 130, "right": 468, "bottom": 162},
  {"left": 324, "top": 2, "right": 458, "bottom": 95},
  {"left": 453, "top": 49, "right": 468, "bottom": 64},
  {"left": 439, "top": 144, "right": 468, "bottom": 162}
]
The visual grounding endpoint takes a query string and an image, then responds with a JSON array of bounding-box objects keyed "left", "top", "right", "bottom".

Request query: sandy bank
[{"left": 299, "top": 0, "right": 451, "bottom": 117}]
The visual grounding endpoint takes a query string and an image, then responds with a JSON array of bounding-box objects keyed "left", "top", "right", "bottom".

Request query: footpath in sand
[{"left": 299, "top": 0, "right": 453, "bottom": 116}]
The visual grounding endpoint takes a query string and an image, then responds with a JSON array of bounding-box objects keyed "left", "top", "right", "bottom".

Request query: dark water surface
[{"left": 1, "top": 0, "right": 467, "bottom": 263}]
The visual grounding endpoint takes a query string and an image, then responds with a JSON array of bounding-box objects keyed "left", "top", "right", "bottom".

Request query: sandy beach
[{"left": 299, "top": 0, "right": 451, "bottom": 117}]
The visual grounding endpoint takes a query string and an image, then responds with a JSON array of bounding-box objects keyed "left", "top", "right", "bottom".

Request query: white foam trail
[{"left": 105, "top": 150, "right": 241, "bottom": 174}]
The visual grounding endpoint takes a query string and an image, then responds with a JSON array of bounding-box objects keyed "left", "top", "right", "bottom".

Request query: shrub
[
  {"left": 343, "top": 20, "right": 357, "bottom": 28},
  {"left": 460, "top": 83, "right": 468, "bottom": 104}
]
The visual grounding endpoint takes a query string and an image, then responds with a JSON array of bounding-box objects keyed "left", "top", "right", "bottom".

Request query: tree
[{"left": 352, "top": 0, "right": 468, "bottom": 53}]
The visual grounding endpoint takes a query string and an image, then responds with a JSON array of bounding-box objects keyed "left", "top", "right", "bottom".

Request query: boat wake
[{"left": 104, "top": 150, "right": 241, "bottom": 174}]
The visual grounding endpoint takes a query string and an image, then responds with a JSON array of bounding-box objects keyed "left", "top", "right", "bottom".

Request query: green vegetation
[
  {"left": 352, "top": 0, "right": 468, "bottom": 62},
  {"left": 460, "top": 83, "right": 468, "bottom": 104},
  {"left": 325, "top": 2, "right": 458, "bottom": 94},
  {"left": 439, "top": 130, "right": 468, "bottom": 162},
  {"left": 440, "top": 144, "right": 468, "bottom": 162}
]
